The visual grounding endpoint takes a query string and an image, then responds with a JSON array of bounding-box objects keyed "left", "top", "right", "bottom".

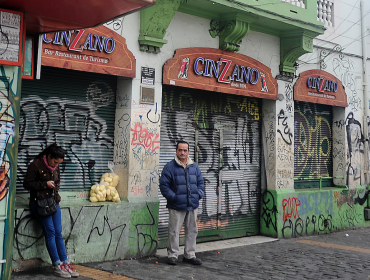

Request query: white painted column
[{"left": 262, "top": 80, "right": 295, "bottom": 190}]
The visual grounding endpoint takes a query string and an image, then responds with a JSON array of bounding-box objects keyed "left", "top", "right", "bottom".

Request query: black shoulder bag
[{"left": 37, "top": 169, "right": 58, "bottom": 217}]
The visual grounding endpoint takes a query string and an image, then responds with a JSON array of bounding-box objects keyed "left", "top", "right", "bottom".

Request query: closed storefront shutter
[
  {"left": 17, "top": 66, "right": 117, "bottom": 192},
  {"left": 294, "top": 101, "right": 333, "bottom": 188},
  {"left": 158, "top": 85, "right": 261, "bottom": 247}
]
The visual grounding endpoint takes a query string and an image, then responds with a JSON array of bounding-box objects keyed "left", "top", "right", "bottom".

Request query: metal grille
[
  {"left": 158, "top": 85, "right": 262, "bottom": 247},
  {"left": 17, "top": 66, "right": 117, "bottom": 192},
  {"left": 294, "top": 101, "right": 333, "bottom": 188},
  {"left": 220, "top": 116, "right": 261, "bottom": 234}
]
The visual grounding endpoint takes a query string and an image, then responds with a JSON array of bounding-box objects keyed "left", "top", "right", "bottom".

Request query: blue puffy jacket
[{"left": 160, "top": 158, "right": 204, "bottom": 211}]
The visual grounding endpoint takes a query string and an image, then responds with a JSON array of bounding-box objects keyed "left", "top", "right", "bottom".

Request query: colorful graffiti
[
  {"left": 131, "top": 122, "right": 160, "bottom": 153},
  {"left": 261, "top": 188, "right": 369, "bottom": 239},
  {"left": 282, "top": 197, "right": 301, "bottom": 222},
  {"left": 294, "top": 102, "right": 332, "bottom": 179},
  {"left": 0, "top": 73, "right": 15, "bottom": 202}
]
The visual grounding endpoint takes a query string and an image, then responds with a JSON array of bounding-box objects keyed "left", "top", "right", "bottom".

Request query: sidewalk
[{"left": 11, "top": 227, "right": 370, "bottom": 280}]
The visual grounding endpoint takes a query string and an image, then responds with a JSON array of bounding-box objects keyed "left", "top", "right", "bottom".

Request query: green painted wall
[
  {"left": 261, "top": 187, "right": 370, "bottom": 238},
  {"left": 12, "top": 200, "right": 159, "bottom": 270}
]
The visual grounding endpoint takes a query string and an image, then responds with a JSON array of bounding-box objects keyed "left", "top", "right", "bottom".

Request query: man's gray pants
[{"left": 167, "top": 208, "right": 198, "bottom": 259}]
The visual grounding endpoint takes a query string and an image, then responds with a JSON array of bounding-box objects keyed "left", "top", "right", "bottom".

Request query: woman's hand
[{"left": 47, "top": 181, "right": 56, "bottom": 189}]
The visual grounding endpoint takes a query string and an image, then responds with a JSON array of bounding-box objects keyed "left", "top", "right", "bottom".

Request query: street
[{"left": 12, "top": 227, "right": 370, "bottom": 280}]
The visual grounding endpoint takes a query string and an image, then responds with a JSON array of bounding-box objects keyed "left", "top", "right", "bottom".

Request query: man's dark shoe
[
  {"left": 167, "top": 257, "right": 177, "bottom": 265},
  {"left": 183, "top": 257, "right": 202, "bottom": 265}
]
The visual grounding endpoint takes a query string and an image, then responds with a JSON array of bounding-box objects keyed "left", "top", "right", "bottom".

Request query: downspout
[{"left": 361, "top": 0, "right": 369, "bottom": 188}]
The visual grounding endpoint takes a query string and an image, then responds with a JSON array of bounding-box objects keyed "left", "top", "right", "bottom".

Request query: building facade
[{"left": 8, "top": 0, "right": 370, "bottom": 276}]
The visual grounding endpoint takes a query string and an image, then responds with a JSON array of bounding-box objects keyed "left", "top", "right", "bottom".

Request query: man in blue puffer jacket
[{"left": 160, "top": 141, "right": 204, "bottom": 266}]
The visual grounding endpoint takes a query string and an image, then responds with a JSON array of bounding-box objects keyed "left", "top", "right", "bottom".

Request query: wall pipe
[{"left": 361, "top": 0, "right": 369, "bottom": 188}]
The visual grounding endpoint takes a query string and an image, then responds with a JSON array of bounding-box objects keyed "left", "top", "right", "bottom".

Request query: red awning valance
[{"left": 1, "top": 0, "right": 155, "bottom": 33}]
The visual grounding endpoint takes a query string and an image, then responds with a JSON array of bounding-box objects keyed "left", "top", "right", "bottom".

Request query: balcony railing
[
  {"left": 317, "top": 0, "right": 333, "bottom": 27},
  {"left": 282, "top": 0, "right": 333, "bottom": 27},
  {"left": 281, "top": 0, "right": 305, "bottom": 9}
]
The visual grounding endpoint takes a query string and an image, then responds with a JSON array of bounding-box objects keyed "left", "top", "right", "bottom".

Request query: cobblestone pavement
[{"left": 12, "top": 227, "right": 370, "bottom": 280}]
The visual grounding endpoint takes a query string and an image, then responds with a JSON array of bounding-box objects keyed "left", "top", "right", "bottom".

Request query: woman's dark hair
[{"left": 36, "top": 143, "right": 66, "bottom": 160}]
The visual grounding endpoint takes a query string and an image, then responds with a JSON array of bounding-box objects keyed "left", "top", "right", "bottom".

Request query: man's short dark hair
[{"left": 176, "top": 141, "right": 189, "bottom": 150}]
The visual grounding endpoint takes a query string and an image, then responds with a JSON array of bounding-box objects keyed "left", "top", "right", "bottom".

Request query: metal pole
[{"left": 361, "top": 0, "right": 369, "bottom": 186}]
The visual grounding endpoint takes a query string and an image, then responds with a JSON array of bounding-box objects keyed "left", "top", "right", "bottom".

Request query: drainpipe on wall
[{"left": 361, "top": 0, "right": 370, "bottom": 211}]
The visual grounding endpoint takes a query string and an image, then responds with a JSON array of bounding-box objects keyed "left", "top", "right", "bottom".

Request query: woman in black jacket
[{"left": 23, "top": 143, "right": 79, "bottom": 278}]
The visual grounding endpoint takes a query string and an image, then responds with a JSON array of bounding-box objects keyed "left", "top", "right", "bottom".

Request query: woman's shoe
[
  {"left": 63, "top": 263, "right": 80, "bottom": 277},
  {"left": 54, "top": 264, "right": 71, "bottom": 278}
]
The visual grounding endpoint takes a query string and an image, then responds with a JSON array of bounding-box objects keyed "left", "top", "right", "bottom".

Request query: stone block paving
[{"left": 12, "top": 227, "right": 370, "bottom": 280}]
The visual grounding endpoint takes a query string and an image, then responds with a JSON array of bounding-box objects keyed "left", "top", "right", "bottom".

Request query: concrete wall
[{"left": 13, "top": 199, "right": 159, "bottom": 270}]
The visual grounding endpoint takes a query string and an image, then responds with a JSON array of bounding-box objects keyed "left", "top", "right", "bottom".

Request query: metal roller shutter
[
  {"left": 294, "top": 101, "right": 333, "bottom": 188},
  {"left": 158, "top": 85, "right": 262, "bottom": 247},
  {"left": 17, "top": 66, "right": 117, "bottom": 192}
]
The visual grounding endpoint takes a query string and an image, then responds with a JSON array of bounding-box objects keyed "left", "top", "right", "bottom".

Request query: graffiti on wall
[
  {"left": 263, "top": 108, "right": 276, "bottom": 187},
  {"left": 260, "top": 188, "right": 368, "bottom": 238},
  {"left": 282, "top": 197, "right": 300, "bottom": 221},
  {"left": 144, "top": 166, "right": 159, "bottom": 197},
  {"left": 131, "top": 123, "right": 159, "bottom": 169},
  {"left": 294, "top": 102, "right": 332, "bottom": 179},
  {"left": 147, "top": 103, "right": 161, "bottom": 124},
  {"left": 117, "top": 93, "right": 130, "bottom": 108},
  {"left": 131, "top": 123, "right": 160, "bottom": 153},
  {"left": 0, "top": 72, "right": 15, "bottom": 202},
  {"left": 160, "top": 90, "right": 261, "bottom": 236},
  {"left": 345, "top": 112, "right": 364, "bottom": 186},
  {"left": 119, "top": 100, "right": 161, "bottom": 198},
  {"left": 277, "top": 109, "right": 292, "bottom": 146},
  {"left": 332, "top": 119, "right": 346, "bottom": 173},
  {"left": 86, "top": 81, "right": 115, "bottom": 111},
  {"left": 281, "top": 191, "right": 368, "bottom": 238},
  {"left": 282, "top": 213, "right": 334, "bottom": 238},
  {"left": 104, "top": 17, "right": 124, "bottom": 33},
  {"left": 13, "top": 203, "right": 157, "bottom": 263},
  {"left": 261, "top": 190, "right": 277, "bottom": 232},
  {"left": 281, "top": 192, "right": 335, "bottom": 238},
  {"left": 276, "top": 104, "right": 294, "bottom": 189},
  {"left": 332, "top": 56, "right": 360, "bottom": 112},
  {"left": 285, "top": 83, "right": 293, "bottom": 114},
  {"left": 114, "top": 113, "right": 130, "bottom": 167},
  {"left": 129, "top": 204, "right": 158, "bottom": 257},
  {"left": 335, "top": 189, "right": 368, "bottom": 209},
  {"left": 17, "top": 80, "right": 115, "bottom": 190}
]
